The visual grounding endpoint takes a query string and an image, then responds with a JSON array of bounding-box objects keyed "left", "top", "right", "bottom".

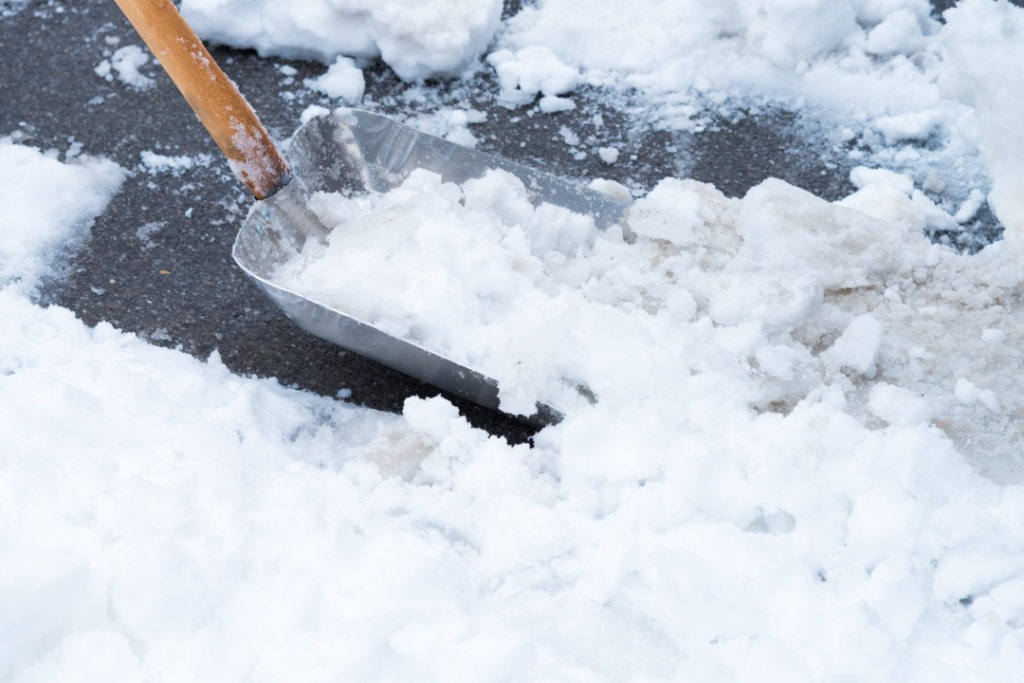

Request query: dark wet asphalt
[{"left": 0, "top": 0, "right": 999, "bottom": 443}]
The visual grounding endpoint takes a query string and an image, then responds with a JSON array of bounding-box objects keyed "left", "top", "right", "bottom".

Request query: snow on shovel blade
[{"left": 233, "top": 108, "right": 632, "bottom": 425}]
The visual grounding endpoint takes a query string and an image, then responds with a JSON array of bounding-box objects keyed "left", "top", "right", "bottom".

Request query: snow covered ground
[{"left": 3, "top": 0, "right": 1024, "bottom": 680}]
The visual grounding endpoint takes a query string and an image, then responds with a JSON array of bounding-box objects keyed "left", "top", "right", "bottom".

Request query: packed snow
[{"left": 6, "top": 0, "right": 1024, "bottom": 680}]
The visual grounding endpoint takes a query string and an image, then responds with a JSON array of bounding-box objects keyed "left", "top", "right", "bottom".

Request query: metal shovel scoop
[{"left": 117, "top": 0, "right": 631, "bottom": 423}]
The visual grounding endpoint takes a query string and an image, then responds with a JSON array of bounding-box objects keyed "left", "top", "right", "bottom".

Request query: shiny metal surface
[{"left": 233, "top": 108, "right": 631, "bottom": 424}]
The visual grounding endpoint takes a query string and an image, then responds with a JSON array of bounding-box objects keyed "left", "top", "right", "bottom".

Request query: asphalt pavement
[{"left": 0, "top": 0, "right": 1001, "bottom": 443}]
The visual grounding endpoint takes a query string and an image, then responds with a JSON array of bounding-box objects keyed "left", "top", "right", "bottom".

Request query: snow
[
  {"left": 404, "top": 107, "right": 488, "bottom": 148},
  {"left": 0, "top": 137, "right": 124, "bottom": 289},
  {"left": 94, "top": 45, "right": 156, "bottom": 90},
  {"left": 874, "top": 109, "right": 945, "bottom": 144},
  {"left": 140, "top": 150, "right": 212, "bottom": 176},
  {"left": 7, "top": 0, "right": 1024, "bottom": 679},
  {"left": 826, "top": 314, "right": 883, "bottom": 378},
  {"left": 598, "top": 147, "right": 620, "bottom": 164},
  {"left": 487, "top": 46, "right": 580, "bottom": 108},
  {"left": 303, "top": 56, "right": 365, "bottom": 103},
  {"left": 179, "top": 0, "right": 503, "bottom": 81},
  {"left": 850, "top": 165, "right": 915, "bottom": 195},
  {"left": 941, "top": 0, "right": 1024, "bottom": 233}
]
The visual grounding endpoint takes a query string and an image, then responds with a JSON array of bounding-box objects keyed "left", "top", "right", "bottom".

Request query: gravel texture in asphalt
[{"left": 1, "top": 0, "right": 1004, "bottom": 442}]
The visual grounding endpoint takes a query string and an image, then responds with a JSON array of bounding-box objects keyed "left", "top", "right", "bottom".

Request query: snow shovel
[{"left": 115, "top": 0, "right": 631, "bottom": 423}]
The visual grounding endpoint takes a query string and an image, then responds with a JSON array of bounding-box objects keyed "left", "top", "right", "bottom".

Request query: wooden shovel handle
[{"left": 114, "top": 0, "right": 290, "bottom": 199}]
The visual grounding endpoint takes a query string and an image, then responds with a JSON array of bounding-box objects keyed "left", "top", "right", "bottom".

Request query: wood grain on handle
[{"left": 114, "top": 0, "right": 290, "bottom": 199}]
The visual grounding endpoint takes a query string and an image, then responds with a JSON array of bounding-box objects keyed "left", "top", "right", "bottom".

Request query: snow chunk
[
  {"left": 598, "top": 147, "right": 620, "bottom": 164},
  {"left": 955, "top": 188, "right": 986, "bottom": 224},
  {"left": 300, "top": 104, "right": 331, "bottom": 125},
  {"left": 865, "top": 8, "right": 927, "bottom": 55},
  {"left": 304, "top": 56, "right": 365, "bottom": 103},
  {"left": 838, "top": 182, "right": 926, "bottom": 233},
  {"left": 405, "top": 108, "right": 487, "bottom": 148},
  {"left": 958, "top": 377, "right": 1004, "bottom": 415},
  {"left": 628, "top": 178, "right": 708, "bottom": 245},
  {"left": 180, "top": 0, "right": 503, "bottom": 81},
  {"left": 982, "top": 328, "right": 1005, "bottom": 346},
  {"left": 558, "top": 126, "right": 579, "bottom": 146},
  {"left": 402, "top": 395, "right": 462, "bottom": 443},
  {"left": 538, "top": 95, "right": 576, "bottom": 113},
  {"left": 868, "top": 383, "right": 931, "bottom": 425},
  {"left": 828, "top": 314, "right": 883, "bottom": 377},
  {"left": 874, "top": 109, "right": 943, "bottom": 144},
  {"left": 955, "top": 377, "right": 981, "bottom": 405},
  {"left": 738, "top": 179, "right": 901, "bottom": 290},
  {"left": 910, "top": 189, "right": 958, "bottom": 232},
  {"left": 849, "top": 166, "right": 914, "bottom": 195},
  {"left": 487, "top": 46, "right": 580, "bottom": 107},
  {"left": 587, "top": 178, "right": 631, "bottom": 201}
]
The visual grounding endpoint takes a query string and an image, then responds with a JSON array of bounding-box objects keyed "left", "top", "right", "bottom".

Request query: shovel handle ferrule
[{"left": 114, "top": 0, "right": 290, "bottom": 199}]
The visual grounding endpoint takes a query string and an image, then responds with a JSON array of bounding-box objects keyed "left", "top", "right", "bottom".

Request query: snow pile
[
  {"left": 275, "top": 152, "right": 1024, "bottom": 476},
  {"left": 941, "top": 0, "right": 1024, "bottom": 233},
  {"left": 0, "top": 139, "right": 394, "bottom": 680},
  {"left": 263, "top": 149, "right": 1024, "bottom": 678},
  {"left": 0, "top": 137, "right": 124, "bottom": 289},
  {"left": 496, "top": 0, "right": 940, "bottom": 104},
  {"left": 179, "top": 0, "right": 503, "bottom": 81},
  {"left": 6, "top": 117, "right": 1024, "bottom": 683}
]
